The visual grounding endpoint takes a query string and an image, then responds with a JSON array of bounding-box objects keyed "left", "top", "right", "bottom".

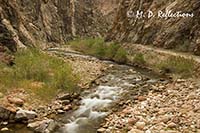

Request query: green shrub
[
  {"left": 69, "top": 38, "right": 104, "bottom": 54},
  {"left": 157, "top": 56, "right": 195, "bottom": 77},
  {"left": 133, "top": 53, "right": 146, "bottom": 64},
  {"left": 0, "top": 49, "right": 79, "bottom": 100},
  {"left": 113, "top": 48, "right": 127, "bottom": 63},
  {"left": 69, "top": 38, "right": 127, "bottom": 63},
  {"left": 105, "top": 42, "right": 120, "bottom": 59}
]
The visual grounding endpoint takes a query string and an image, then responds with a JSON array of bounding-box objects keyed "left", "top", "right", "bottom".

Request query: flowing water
[
  {"left": 2, "top": 50, "right": 163, "bottom": 133},
  {"left": 55, "top": 62, "right": 161, "bottom": 133}
]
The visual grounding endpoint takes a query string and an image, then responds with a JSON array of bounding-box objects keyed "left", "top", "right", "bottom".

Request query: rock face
[
  {"left": 0, "top": 0, "right": 118, "bottom": 50},
  {"left": 107, "top": 0, "right": 200, "bottom": 55}
]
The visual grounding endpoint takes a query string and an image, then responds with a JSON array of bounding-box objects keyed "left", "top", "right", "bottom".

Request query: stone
[
  {"left": 15, "top": 109, "right": 37, "bottom": 120},
  {"left": 128, "top": 129, "right": 144, "bottom": 133},
  {"left": 159, "top": 115, "right": 171, "bottom": 123},
  {"left": 0, "top": 106, "right": 16, "bottom": 121},
  {"left": 97, "top": 128, "right": 106, "bottom": 133},
  {"left": 1, "top": 127, "right": 9, "bottom": 131},
  {"left": 58, "top": 93, "right": 71, "bottom": 100},
  {"left": 167, "top": 122, "right": 177, "bottom": 128},
  {"left": 63, "top": 105, "right": 72, "bottom": 111},
  {"left": 137, "top": 96, "right": 147, "bottom": 101},
  {"left": 176, "top": 79, "right": 186, "bottom": 83},
  {"left": 128, "top": 117, "right": 139, "bottom": 125},
  {"left": 61, "top": 100, "right": 70, "bottom": 105},
  {"left": 28, "top": 119, "right": 57, "bottom": 133},
  {"left": 196, "top": 120, "right": 200, "bottom": 129},
  {"left": 57, "top": 110, "right": 65, "bottom": 114},
  {"left": 2, "top": 122, "right": 8, "bottom": 125},
  {"left": 135, "top": 122, "right": 146, "bottom": 130},
  {"left": 7, "top": 97, "right": 24, "bottom": 106},
  {"left": 0, "top": 93, "right": 3, "bottom": 98}
]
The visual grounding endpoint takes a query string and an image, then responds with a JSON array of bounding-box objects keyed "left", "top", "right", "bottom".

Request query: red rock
[
  {"left": 137, "top": 96, "right": 147, "bottom": 101},
  {"left": 167, "top": 122, "right": 177, "bottom": 128},
  {"left": 128, "top": 117, "right": 138, "bottom": 125},
  {"left": 135, "top": 121, "right": 146, "bottom": 130},
  {"left": 7, "top": 97, "right": 24, "bottom": 106},
  {"left": 63, "top": 104, "right": 72, "bottom": 111}
]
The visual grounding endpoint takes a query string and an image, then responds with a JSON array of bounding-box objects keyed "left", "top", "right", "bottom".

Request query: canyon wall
[
  {"left": 0, "top": 0, "right": 117, "bottom": 50},
  {"left": 107, "top": 0, "right": 200, "bottom": 55}
]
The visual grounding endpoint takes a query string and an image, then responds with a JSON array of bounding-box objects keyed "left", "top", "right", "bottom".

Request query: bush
[
  {"left": 157, "top": 56, "right": 195, "bottom": 77},
  {"left": 0, "top": 49, "right": 79, "bottom": 100},
  {"left": 113, "top": 48, "right": 127, "bottom": 63},
  {"left": 105, "top": 42, "right": 120, "bottom": 59},
  {"left": 69, "top": 38, "right": 127, "bottom": 63},
  {"left": 133, "top": 53, "right": 146, "bottom": 64}
]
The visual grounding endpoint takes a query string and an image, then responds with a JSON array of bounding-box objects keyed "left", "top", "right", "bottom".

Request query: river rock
[
  {"left": 63, "top": 104, "right": 72, "bottom": 111},
  {"left": 71, "top": 93, "right": 80, "bottom": 99},
  {"left": 15, "top": 109, "right": 37, "bottom": 120},
  {"left": 7, "top": 97, "right": 24, "bottom": 106},
  {"left": 97, "top": 128, "right": 106, "bottom": 133},
  {"left": 28, "top": 119, "right": 57, "bottom": 133},
  {"left": 1, "top": 127, "right": 9, "bottom": 131},
  {"left": 167, "top": 122, "right": 177, "bottom": 128},
  {"left": 128, "top": 117, "right": 139, "bottom": 125},
  {"left": 57, "top": 110, "right": 65, "bottom": 114},
  {"left": 135, "top": 121, "right": 146, "bottom": 130},
  {"left": 137, "top": 96, "right": 147, "bottom": 101},
  {"left": 0, "top": 93, "right": 3, "bottom": 98},
  {"left": 61, "top": 100, "right": 70, "bottom": 105},
  {"left": 58, "top": 93, "right": 71, "bottom": 100},
  {"left": 0, "top": 106, "right": 16, "bottom": 121},
  {"left": 128, "top": 129, "right": 144, "bottom": 133}
]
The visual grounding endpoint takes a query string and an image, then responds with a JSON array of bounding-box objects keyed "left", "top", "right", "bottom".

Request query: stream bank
[{"left": 1, "top": 48, "right": 200, "bottom": 133}]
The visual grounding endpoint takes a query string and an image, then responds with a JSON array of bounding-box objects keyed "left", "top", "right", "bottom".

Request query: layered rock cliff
[
  {"left": 107, "top": 0, "right": 200, "bottom": 55},
  {"left": 0, "top": 0, "right": 117, "bottom": 50}
]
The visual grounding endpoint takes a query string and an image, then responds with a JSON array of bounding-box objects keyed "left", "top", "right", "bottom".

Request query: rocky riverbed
[
  {"left": 99, "top": 79, "right": 200, "bottom": 133},
  {"left": 0, "top": 49, "right": 108, "bottom": 132},
  {"left": 1, "top": 49, "right": 200, "bottom": 133}
]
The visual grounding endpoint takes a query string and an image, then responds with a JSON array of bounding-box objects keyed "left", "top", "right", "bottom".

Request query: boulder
[
  {"left": 28, "top": 119, "right": 57, "bottom": 133},
  {"left": 0, "top": 106, "right": 16, "bottom": 121},
  {"left": 15, "top": 109, "right": 37, "bottom": 120}
]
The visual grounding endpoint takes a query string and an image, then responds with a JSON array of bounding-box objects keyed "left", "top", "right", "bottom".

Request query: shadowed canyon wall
[
  {"left": 0, "top": 0, "right": 118, "bottom": 49},
  {"left": 107, "top": 0, "right": 200, "bottom": 55}
]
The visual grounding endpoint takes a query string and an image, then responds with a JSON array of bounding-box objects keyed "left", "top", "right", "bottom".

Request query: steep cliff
[
  {"left": 107, "top": 0, "right": 200, "bottom": 55},
  {"left": 0, "top": 0, "right": 117, "bottom": 49}
]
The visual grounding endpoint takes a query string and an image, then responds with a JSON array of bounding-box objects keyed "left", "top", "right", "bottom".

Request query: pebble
[
  {"left": 57, "top": 110, "right": 65, "bottom": 114},
  {"left": 128, "top": 129, "right": 144, "bottom": 133},
  {"left": 1, "top": 127, "right": 9, "bottom": 131},
  {"left": 128, "top": 117, "right": 138, "bottom": 125},
  {"left": 63, "top": 104, "right": 72, "bottom": 111},
  {"left": 137, "top": 96, "right": 147, "bottom": 101},
  {"left": 7, "top": 97, "right": 24, "bottom": 106},
  {"left": 0, "top": 92, "right": 3, "bottom": 98},
  {"left": 135, "top": 121, "right": 146, "bottom": 130},
  {"left": 61, "top": 100, "right": 70, "bottom": 105},
  {"left": 97, "top": 128, "right": 106, "bottom": 133},
  {"left": 167, "top": 122, "right": 177, "bottom": 128}
]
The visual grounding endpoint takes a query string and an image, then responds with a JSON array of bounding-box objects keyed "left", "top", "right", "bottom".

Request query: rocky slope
[{"left": 106, "top": 0, "right": 200, "bottom": 55}]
